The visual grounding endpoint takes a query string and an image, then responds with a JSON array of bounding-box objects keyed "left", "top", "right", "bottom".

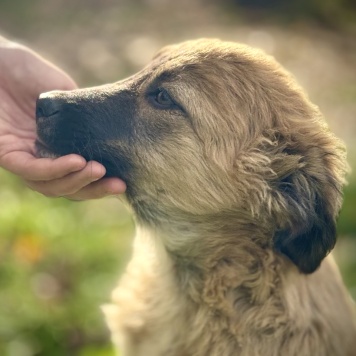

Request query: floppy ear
[
  {"left": 272, "top": 144, "right": 346, "bottom": 274},
  {"left": 273, "top": 174, "right": 337, "bottom": 273}
]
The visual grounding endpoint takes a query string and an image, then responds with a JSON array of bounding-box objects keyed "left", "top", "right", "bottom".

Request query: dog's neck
[
  {"left": 137, "top": 212, "right": 287, "bottom": 315},
  {"left": 129, "top": 215, "right": 293, "bottom": 350},
  {"left": 145, "top": 210, "right": 272, "bottom": 261}
]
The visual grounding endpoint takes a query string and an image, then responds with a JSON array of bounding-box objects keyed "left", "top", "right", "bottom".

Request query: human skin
[{"left": 0, "top": 36, "right": 126, "bottom": 199}]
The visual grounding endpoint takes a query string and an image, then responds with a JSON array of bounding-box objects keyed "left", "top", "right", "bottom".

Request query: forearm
[
  {"left": 0, "top": 35, "right": 17, "bottom": 47},
  {"left": 0, "top": 35, "right": 7, "bottom": 43}
]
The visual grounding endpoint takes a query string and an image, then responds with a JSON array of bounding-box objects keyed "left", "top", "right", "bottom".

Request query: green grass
[{"left": 0, "top": 169, "right": 133, "bottom": 356}]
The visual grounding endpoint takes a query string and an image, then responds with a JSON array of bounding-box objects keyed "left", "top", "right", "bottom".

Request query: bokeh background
[{"left": 0, "top": 1, "right": 355, "bottom": 355}]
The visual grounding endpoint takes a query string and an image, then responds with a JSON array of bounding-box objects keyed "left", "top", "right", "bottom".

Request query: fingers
[
  {"left": 1, "top": 151, "right": 87, "bottom": 180},
  {"left": 64, "top": 177, "right": 127, "bottom": 201},
  {"left": 25, "top": 160, "right": 106, "bottom": 197},
  {"left": 1, "top": 151, "right": 126, "bottom": 199},
  {"left": 25, "top": 161, "right": 126, "bottom": 199}
]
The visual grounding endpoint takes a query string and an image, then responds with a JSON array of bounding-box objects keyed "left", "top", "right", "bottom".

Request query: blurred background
[{"left": 0, "top": 0, "right": 355, "bottom": 355}]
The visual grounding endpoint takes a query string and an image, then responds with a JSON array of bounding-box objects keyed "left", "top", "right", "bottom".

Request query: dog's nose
[{"left": 36, "top": 94, "right": 62, "bottom": 120}]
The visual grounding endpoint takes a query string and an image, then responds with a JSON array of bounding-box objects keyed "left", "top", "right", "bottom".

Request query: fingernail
[
  {"left": 88, "top": 161, "right": 106, "bottom": 180},
  {"left": 107, "top": 179, "right": 126, "bottom": 194}
]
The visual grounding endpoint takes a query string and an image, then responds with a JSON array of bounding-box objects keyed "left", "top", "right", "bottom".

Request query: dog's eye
[{"left": 152, "top": 88, "right": 176, "bottom": 109}]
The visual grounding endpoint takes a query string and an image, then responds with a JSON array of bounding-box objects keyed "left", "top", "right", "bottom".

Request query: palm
[
  {"left": 0, "top": 101, "right": 36, "bottom": 163},
  {"left": 0, "top": 39, "right": 126, "bottom": 199},
  {"left": 0, "top": 43, "right": 76, "bottom": 174}
]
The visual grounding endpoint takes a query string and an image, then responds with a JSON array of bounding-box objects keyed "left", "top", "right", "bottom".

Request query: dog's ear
[
  {"left": 273, "top": 174, "right": 337, "bottom": 274},
  {"left": 272, "top": 144, "right": 346, "bottom": 274}
]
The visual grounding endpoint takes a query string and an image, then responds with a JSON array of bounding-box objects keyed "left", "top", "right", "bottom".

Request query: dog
[{"left": 35, "top": 39, "right": 356, "bottom": 356}]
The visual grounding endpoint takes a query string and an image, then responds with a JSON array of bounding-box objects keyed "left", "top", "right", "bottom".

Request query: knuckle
[
  {"left": 64, "top": 194, "right": 83, "bottom": 201},
  {"left": 40, "top": 188, "right": 60, "bottom": 198},
  {"left": 44, "top": 190, "right": 61, "bottom": 198},
  {"left": 28, "top": 181, "right": 60, "bottom": 198}
]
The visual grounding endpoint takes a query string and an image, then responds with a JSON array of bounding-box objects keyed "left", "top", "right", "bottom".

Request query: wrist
[
  {"left": 0, "top": 35, "right": 11, "bottom": 46},
  {"left": 0, "top": 36, "right": 24, "bottom": 50},
  {"left": 0, "top": 35, "right": 8, "bottom": 43}
]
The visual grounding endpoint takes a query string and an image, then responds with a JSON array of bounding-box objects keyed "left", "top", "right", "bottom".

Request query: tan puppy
[{"left": 36, "top": 39, "right": 356, "bottom": 355}]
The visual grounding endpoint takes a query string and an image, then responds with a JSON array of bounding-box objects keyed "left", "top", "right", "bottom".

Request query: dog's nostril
[
  {"left": 36, "top": 105, "right": 46, "bottom": 119},
  {"left": 36, "top": 96, "right": 61, "bottom": 120}
]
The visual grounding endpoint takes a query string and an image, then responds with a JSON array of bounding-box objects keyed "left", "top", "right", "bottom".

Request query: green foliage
[
  {"left": 336, "top": 168, "right": 356, "bottom": 299},
  {"left": 230, "top": 0, "right": 356, "bottom": 30},
  {"left": 338, "top": 177, "right": 356, "bottom": 235},
  {"left": 0, "top": 169, "right": 133, "bottom": 355}
]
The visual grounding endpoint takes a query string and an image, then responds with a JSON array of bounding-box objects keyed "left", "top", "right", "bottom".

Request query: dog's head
[{"left": 36, "top": 39, "right": 348, "bottom": 273}]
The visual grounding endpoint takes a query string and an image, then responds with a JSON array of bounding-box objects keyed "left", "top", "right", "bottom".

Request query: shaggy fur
[{"left": 36, "top": 39, "right": 356, "bottom": 355}]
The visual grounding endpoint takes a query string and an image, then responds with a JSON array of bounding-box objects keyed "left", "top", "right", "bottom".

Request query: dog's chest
[{"left": 102, "top": 230, "right": 191, "bottom": 355}]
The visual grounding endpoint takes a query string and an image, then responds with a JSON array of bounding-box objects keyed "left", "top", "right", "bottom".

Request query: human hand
[{"left": 0, "top": 37, "right": 126, "bottom": 199}]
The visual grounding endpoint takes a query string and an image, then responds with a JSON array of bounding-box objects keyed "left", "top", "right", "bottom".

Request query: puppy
[{"left": 36, "top": 39, "right": 356, "bottom": 356}]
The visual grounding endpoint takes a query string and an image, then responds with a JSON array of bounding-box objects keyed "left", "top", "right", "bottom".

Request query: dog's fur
[{"left": 36, "top": 39, "right": 356, "bottom": 355}]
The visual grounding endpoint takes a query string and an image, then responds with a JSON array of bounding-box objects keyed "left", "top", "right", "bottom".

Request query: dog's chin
[{"left": 35, "top": 140, "right": 60, "bottom": 159}]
